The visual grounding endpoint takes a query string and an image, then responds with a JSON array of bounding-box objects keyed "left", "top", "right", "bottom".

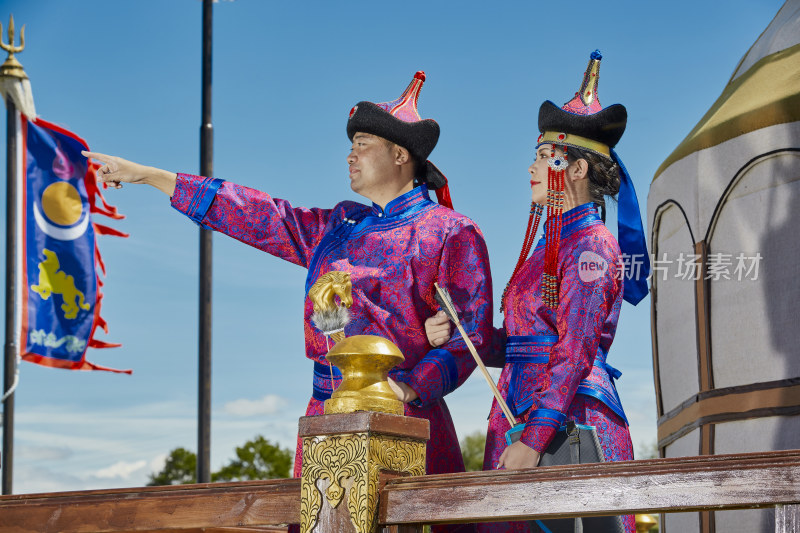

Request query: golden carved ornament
[
  {"left": 301, "top": 433, "right": 368, "bottom": 532},
  {"left": 300, "top": 432, "right": 426, "bottom": 533},
  {"left": 353, "top": 436, "right": 425, "bottom": 531}
]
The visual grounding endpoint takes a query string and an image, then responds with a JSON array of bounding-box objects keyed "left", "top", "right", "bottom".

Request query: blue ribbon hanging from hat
[{"left": 611, "top": 149, "right": 650, "bottom": 305}]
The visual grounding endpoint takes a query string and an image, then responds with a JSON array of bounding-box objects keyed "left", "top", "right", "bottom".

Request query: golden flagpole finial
[{"left": 0, "top": 15, "right": 28, "bottom": 80}]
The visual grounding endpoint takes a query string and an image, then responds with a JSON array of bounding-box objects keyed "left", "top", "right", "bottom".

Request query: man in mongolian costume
[
  {"left": 85, "top": 72, "right": 493, "bottom": 496},
  {"left": 427, "top": 51, "right": 650, "bottom": 532}
]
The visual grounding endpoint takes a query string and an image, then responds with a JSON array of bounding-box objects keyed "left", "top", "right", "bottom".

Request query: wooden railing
[
  {"left": 2, "top": 450, "right": 799, "bottom": 532},
  {"left": 381, "top": 450, "right": 800, "bottom": 532}
]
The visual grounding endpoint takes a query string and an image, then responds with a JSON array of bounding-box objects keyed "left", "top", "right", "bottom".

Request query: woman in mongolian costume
[{"left": 427, "top": 51, "right": 650, "bottom": 533}]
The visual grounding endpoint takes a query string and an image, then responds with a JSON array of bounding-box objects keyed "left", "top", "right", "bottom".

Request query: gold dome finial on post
[
  {"left": 635, "top": 513, "right": 659, "bottom": 532},
  {"left": 0, "top": 15, "right": 28, "bottom": 80},
  {"left": 324, "top": 335, "right": 405, "bottom": 415}
]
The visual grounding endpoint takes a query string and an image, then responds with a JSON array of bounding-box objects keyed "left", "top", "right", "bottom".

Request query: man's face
[{"left": 347, "top": 132, "right": 397, "bottom": 200}]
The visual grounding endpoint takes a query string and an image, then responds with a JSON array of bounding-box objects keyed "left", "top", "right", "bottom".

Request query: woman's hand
[
  {"left": 387, "top": 377, "right": 419, "bottom": 403},
  {"left": 425, "top": 310, "right": 452, "bottom": 347},
  {"left": 497, "top": 440, "right": 541, "bottom": 470},
  {"left": 82, "top": 151, "right": 177, "bottom": 197}
]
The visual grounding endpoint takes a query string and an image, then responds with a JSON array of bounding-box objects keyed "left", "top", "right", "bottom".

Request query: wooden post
[
  {"left": 775, "top": 504, "right": 799, "bottom": 533},
  {"left": 299, "top": 411, "right": 428, "bottom": 533}
]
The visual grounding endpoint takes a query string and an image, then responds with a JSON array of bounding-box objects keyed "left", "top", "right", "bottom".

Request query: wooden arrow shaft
[{"left": 434, "top": 283, "right": 518, "bottom": 426}]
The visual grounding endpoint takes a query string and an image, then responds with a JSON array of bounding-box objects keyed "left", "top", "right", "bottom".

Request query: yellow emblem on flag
[{"left": 30, "top": 249, "right": 91, "bottom": 319}]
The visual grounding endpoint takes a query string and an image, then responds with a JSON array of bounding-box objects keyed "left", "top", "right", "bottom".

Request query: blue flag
[{"left": 21, "top": 117, "right": 130, "bottom": 373}]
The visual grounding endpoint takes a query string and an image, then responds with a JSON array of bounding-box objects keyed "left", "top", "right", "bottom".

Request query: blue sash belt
[
  {"left": 312, "top": 360, "right": 411, "bottom": 402},
  {"left": 505, "top": 335, "right": 627, "bottom": 423},
  {"left": 312, "top": 361, "right": 342, "bottom": 402}
]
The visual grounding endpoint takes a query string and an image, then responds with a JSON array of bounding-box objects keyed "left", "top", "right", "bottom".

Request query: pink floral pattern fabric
[
  {"left": 479, "top": 203, "right": 634, "bottom": 533},
  {"left": 171, "top": 175, "right": 493, "bottom": 482}
]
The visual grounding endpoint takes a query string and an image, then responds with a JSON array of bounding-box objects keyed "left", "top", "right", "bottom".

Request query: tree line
[
  {"left": 147, "top": 435, "right": 293, "bottom": 485},
  {"left": 149, "top": 431, "right": 580, "bottom": 484}
]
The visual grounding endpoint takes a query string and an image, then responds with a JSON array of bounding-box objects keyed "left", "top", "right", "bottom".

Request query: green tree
[
  {"left": 211, "top": 436, "right": 293, "bottom": 481},
  {"left": 636, "top": 440, "right": 660, "bottom": 460},
  {"left": 147, "top": 447, "right": 196, "bottom": 486},
  {"left": 460, "top": 431, "right": 486, "bottom": 472}
]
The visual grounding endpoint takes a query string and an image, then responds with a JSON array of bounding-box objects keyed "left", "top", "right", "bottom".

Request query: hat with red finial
[
  {"left": 347, "top": 72, "right": 451, "bottom": 205},
  {"left": 537, "top": 50, "right": 628, "bottom": 157}
]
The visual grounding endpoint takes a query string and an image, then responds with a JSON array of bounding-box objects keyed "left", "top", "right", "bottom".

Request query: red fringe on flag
[{"left": 84, "top": 155, "right": 129, "bottom": 370}]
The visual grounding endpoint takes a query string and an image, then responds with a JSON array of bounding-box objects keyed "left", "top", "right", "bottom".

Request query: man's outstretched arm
[
  {"left": 83, "top": 151, "right": 177, "bottom": 197},
  {"left": 84, "top": 151, "right": 341, "bottom": 268}
]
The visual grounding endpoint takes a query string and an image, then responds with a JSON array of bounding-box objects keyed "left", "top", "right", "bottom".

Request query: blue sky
[{"left": 0, "top": 0, "right": 785, "bottom": 493}]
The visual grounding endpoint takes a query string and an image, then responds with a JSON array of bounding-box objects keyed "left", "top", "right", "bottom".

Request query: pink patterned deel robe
[
  {"left": 170, "top": 175, "right": 493, "bottom": 483},
  {"left": 480, "top": 203, "right": 634, "bottom": 533}
]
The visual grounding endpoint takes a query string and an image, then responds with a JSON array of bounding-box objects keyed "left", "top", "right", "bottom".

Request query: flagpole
[
  {"left": 0, "top": 14, "right": 28, "bottom": 496},
  {"left": 2, "top": 96, "right": 17, "bottom": 495},
  {"left": 197, "top": 0, "right": 213, "bottom": 484}
]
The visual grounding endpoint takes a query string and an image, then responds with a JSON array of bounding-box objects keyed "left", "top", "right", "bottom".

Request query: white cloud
[
  {"left": 222, "top": 394, "right": 288, "bottom": 417},
  {"left": 10, "top": 397, "right": 303, "bottom": 494},
  {"left": 15, "top": 465, "right": 90, "bottom": 495},
  {"left": 148, "top": 452, "right": 169, "bottom": 475},
  {"left": 18, "top": 445, "right": 73, "bottom": 461},
  {"left": 94, "top": 460, "right": 148, "bottom": 479}
]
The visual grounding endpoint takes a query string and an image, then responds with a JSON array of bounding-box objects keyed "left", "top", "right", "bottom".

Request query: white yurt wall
[{"left": 648, "top": 1, "right": 800, "bottom": 531}]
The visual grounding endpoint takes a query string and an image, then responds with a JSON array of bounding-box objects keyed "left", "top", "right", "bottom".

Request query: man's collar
[{"left": 371, "top": 185, "right": 431, "bottom": 218}]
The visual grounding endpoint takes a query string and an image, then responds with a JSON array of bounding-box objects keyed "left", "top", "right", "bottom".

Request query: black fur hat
[
  {"left": 538, "top": 100, "right": 627, "bottom": 149},
  {"left": 347, "top": 72, "right": 443, "bottom": 188}
]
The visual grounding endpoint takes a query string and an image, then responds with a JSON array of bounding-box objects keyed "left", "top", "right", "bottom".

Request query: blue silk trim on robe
[
  {"left": 304, "top": 213, "right": 361, "bottom": 293},
  {"left": 177, "top": 177, "right": 224, "bottom": 230},
  {"left": 312, "top": 361, "right": 342, "bottom": 401},
  {"left": 575, "top": 347, "right": 628, "bottom": 424},
  {"left": 526, "top": 408, "right": 566, "bottom": 431},
  {"left": 504, "top": 335, "right": 628, "bottom": 424},
  {"left": 352, "top": 184, "right": 436, "bottom": 237},
  {"left": 417, "top": 348, "right": 459, "bottom": 398},
  {"left": 534, "top": 202, "right": 602, "bottom": 250},
  {"left": 304, "top": 185, "right": 436, "bottom": 294},
  {"left": 305, "top": 185, "right": 458, "bottom": 405}
]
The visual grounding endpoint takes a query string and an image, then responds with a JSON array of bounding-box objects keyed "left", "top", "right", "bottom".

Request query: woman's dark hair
[{"left": 566, "top": 146, "right": 620, "bottom": 222}]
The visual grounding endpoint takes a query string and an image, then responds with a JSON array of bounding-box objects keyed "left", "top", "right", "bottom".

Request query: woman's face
[{"left": 528, "top": 144, "right": 565, "bottom": 205}]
